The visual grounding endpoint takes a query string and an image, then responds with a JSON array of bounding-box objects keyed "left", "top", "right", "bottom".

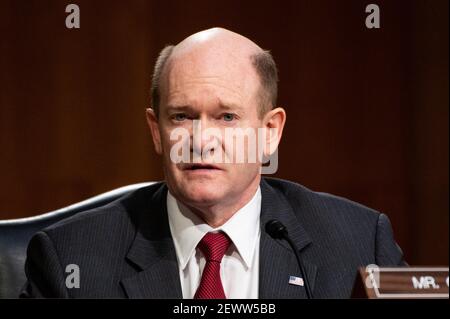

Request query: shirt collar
[{"left": 167, "top": 187, "right": 261, "bottom": 270}]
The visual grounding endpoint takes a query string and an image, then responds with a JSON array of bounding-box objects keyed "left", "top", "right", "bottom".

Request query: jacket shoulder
[
  {"left": 263, "top": 177, "right": 381, "bottom": 219},
  {"left": 40, "top": 182, "right": 166, "bottom": 248}
]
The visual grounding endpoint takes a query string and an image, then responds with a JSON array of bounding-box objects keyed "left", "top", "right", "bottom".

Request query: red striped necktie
[{"left": 194, "top": 232, "right": 231, "bottom": 299}]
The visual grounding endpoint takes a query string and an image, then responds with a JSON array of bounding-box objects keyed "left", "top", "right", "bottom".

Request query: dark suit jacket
[{"left": 20, "top": 178, "right": 405, "bottom": 298}]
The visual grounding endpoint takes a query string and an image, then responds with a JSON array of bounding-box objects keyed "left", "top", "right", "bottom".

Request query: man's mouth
[{"left": 182, "top": 163, "right": 222, "bottom": 171}]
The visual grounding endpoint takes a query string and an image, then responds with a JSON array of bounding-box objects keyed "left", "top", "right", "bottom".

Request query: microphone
[{"left": 265, "top": 219, "right": 313, "bottom": 299}]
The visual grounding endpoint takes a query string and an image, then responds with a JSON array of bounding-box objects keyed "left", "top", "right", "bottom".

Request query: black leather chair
[{"left": 0, "top": 182, "right": 153, "bottom": 298}]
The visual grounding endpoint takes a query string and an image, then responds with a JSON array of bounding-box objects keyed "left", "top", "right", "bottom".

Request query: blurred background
[{"left": 0, "top": 0, "right": 448, "bottom": 266}]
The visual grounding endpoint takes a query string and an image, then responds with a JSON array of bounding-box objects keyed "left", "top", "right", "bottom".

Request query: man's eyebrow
[{"left": 165, "top": 103, "right": 244, "bottom": 112}]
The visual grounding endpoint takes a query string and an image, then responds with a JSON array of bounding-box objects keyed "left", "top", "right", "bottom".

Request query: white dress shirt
[{"left": 166, "top": 187, "right": 261, "bottom": 299}]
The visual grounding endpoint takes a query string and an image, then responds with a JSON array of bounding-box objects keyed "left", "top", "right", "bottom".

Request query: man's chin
[{"left": 178, "top": 187, "right": 226, "bottom": 207}]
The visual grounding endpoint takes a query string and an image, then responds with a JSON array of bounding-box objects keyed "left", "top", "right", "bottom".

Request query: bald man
[{"left": 21, "top": 28, "right": 405, "bottom": 299}]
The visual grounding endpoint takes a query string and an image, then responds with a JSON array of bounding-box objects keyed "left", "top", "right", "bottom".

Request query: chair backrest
[{"left": 0, "top": 182, "right": 153, "bottom": 298}]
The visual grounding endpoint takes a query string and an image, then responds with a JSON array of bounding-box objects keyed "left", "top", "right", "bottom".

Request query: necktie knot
[{"left": 198, "top": 232, "right": 231, "bottom": 262}]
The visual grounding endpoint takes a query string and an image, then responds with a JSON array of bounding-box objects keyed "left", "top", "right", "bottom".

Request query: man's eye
[
  {"left": 174, "top": 113, "right": 187, "bottom": 121},
  {"left": 223, "top": 113, "right": 235, "bottom": 122}
]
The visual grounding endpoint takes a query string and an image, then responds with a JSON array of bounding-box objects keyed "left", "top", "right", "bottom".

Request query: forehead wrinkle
[
  {"left": 166, "top": 62, "right": 258, "bottom": 95},
  {"left": 168, "top": 77, "right": 247, "bottom": 97},
  {"left": 165, "top": 95, "right": 248, "bottom": 115},
  {"left": 166, "top": 92, "right": 255, "bottom": 116}
]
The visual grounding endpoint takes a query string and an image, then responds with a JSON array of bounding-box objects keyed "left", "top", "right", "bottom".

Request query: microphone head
[{"left": 265, "top": 219, "right": 288, "bottom": 239}]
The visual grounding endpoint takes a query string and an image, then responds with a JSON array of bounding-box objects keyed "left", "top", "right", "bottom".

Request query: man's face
[{"left": 153, "top": 48, "right": 264, "bottom": 210}]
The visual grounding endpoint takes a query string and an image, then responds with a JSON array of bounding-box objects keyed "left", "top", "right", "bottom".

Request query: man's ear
[
  {"left": 145, "top": 108, "right": 163, "bottom": 155},
  {"left": 262, "top": 107, "right": 286, "bottom": 157}
]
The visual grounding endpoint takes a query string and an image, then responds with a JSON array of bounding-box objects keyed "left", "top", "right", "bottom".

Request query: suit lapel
[
  {"left": 259, "top": 179, "right": 318, "bottom": 299},
  {"left": 120, "top": 184, "right": 182, "bottom": 299}
]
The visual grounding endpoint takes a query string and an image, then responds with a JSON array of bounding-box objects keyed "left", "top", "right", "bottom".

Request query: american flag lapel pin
[{"left": 289, "top": 276, "right": 304, "bottom": 286}]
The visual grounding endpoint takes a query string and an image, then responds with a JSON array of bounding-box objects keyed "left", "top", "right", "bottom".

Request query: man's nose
[{"left": 191, "top": 118, "right": 221, "bottom": 155}]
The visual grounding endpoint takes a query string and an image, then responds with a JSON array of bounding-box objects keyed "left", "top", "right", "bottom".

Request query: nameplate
[{"left": 352, "top": 265, "right": 449, "bottom": 299}]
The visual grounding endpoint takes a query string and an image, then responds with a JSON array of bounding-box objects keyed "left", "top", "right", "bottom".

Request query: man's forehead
[
  {"left": 157, "top": 28, "right": 264, "bottom": 111},
  {"left": 160, "top": 29, "right": 261, "bottom": 100},
  {"left": 162, "top": 60, "right": 259, "bottom": 108}
]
